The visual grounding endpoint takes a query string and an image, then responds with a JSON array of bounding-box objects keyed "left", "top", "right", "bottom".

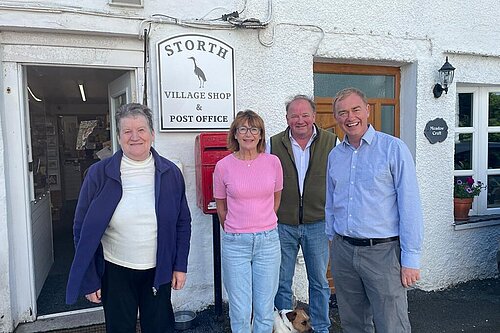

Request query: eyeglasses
[{"left": 237, "top": 126, "right": 261, "bottom": 135}]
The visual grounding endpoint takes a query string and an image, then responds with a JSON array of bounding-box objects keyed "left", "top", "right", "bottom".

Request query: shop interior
[{"left": 27, "top": 65, "right": 128, "bottom": 315}]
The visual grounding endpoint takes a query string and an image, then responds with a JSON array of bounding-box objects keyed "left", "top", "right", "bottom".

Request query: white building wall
[{"left": 0, "top": 0, "right": 499, "bottom": 331}]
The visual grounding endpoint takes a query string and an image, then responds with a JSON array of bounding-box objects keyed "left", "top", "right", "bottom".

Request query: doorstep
[{"left": 15, "top": 308, "right": 104, "bottom": 333}]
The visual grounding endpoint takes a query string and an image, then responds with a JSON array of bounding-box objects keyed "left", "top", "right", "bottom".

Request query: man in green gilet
[{"left": 269, "top": 95, "right": 336, "bottom": 333}]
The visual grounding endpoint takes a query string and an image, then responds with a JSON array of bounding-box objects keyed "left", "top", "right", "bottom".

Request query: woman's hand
[
  {"left": 85, "top": 289, "right": 102, "bottom": 303},
  {"left": 215, "top": 199, "right": 227, "bottom": 229},
  {"left": 172, "top": 271, "right": 187, "bottom": 290}
]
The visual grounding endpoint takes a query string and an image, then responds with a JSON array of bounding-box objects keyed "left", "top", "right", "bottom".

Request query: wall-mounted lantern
[{"left": 433, "top": 57, "right": 456, "bottom": 98}]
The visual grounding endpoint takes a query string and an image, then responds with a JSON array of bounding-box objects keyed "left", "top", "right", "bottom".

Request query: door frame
[
  {"left": 1, "top": 61, "right": 37, "bottom": 324},
  {"left": 1, "top": 32, "right": 144, "bottom": 330},
  {"left": 4, "top": 65, "right": 140, "bottom": 322},
  {"left": 30, "top": 65, "right": 138, "bottom": 318}
]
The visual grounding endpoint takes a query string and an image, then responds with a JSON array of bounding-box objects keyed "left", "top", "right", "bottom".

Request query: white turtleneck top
[{"left": 101, "top": 153, "right": 157, "bottom": 269}]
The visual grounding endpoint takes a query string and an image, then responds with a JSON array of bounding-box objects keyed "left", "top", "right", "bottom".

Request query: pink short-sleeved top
[{"left": 213, "top": 153, "right": 283, "bottom": 233}]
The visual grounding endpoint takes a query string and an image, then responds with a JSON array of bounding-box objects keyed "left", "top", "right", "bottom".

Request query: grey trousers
[{"left": 330, "top": 234, "right": 411, "bottom": 333}]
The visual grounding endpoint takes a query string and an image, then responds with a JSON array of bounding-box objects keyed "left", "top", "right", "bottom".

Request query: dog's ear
[{"left": 285, "top": 310, "right": 297, "bottom": 322}]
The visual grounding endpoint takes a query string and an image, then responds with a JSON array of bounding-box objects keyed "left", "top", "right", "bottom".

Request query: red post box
[{"left": 195, "top": 132, "right": 231, "bottom": 214}]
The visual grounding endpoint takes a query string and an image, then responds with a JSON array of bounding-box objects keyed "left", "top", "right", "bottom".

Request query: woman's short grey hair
[{"left": 115, "top": 103, "right": 154, "bottom": 134}]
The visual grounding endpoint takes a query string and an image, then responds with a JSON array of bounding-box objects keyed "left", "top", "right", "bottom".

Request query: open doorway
[{"left": 26, "top": 65, "right": 131, "bottom": 316}]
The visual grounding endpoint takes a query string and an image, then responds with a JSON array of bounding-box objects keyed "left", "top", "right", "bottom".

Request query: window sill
[{"left": 453, "top": 215, "right": 500, "bottom": 230}]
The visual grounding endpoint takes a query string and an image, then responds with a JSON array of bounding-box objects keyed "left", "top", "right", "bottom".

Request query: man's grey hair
[
  {"left": 115, "top": 103, "right": 154, "bottom": 134},
  {"left": 333, "top": 88, "right": 368, "bottom": 112},
  {"left": 285, "top": 95, "right": 316, "bottom": 114}
]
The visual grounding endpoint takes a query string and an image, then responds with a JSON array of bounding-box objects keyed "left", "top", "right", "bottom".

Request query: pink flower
[{"left": 454, "top": 177, "right": 485, "bottom": 198}]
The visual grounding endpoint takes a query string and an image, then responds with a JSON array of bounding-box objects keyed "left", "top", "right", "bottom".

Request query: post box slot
[{"left": 203, "top": 146, "right": 227, "bottom": 151}]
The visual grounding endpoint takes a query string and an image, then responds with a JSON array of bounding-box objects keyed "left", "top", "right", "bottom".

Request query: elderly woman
[
  {"left": 213, "top": 110, "right": 283, "bottom": 333},
  {"left": 66, "top": 103, "right": 191, "bottom": 333}
]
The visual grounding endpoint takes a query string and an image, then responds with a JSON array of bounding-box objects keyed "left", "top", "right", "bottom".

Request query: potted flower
[{"left": 453, "top": 177, "right": 486, "bottom": 222}]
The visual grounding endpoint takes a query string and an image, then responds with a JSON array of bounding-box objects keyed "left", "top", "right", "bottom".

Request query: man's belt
[{"left": 338, "top": 234, "right": 399, "bottom": 246}]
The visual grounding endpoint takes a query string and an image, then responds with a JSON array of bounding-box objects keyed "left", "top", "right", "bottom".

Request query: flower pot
[{"left": 454, "top": 198, "right": 473, "bottom": 223}]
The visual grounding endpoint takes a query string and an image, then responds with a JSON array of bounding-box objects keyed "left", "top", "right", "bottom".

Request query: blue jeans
[
  {"left": 274, "top": 222, "right": 331, "bottom": 333},
  {"left": 222, "top": 228, "right": 281, "bottom": 333}
]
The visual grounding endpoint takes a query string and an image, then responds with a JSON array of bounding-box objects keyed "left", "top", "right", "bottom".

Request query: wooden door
[
  {"left": 314, "top": 63, "right": 401, "bottom": 294},
  {"left": 314, "top": 63, "right": 400, "bottom": 138},
  {"left": 316, "top": 98, "right": 399, "bottom": 139}
]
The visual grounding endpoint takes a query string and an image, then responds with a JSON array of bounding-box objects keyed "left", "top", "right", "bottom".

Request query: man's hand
[
  {"left": 85, "top": 289, "right": 102, "bottom": 303},
  {"left": 172, "top": 271, "right": 187, "bottom": 290},
  {"left": 401, "top": 267, "right": 420, "bottom": 288}
]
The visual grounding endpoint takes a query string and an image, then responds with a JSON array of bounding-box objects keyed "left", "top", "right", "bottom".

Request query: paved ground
[
  {"left": 407, "top": 277, "right": 500, "bottom": 333},
  {"left": 31, "top": 276, "right": 500, "bottom": 332},
  {"left": 166, "top": 277, "right": 500, "bottom": 333}
]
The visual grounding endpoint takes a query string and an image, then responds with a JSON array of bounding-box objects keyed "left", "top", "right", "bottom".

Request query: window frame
[{"left": 455, "top": 86, "right": 500, "bottom": 216}]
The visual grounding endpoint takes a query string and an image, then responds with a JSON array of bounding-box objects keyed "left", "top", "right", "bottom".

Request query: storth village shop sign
[{"left": 157, "top": 34, "right": 235, "bottom": 132}]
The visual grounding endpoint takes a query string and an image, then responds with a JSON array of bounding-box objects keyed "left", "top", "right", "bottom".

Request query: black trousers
[{"left": 102, "top": 261, "right": 174, "bottom": 333}]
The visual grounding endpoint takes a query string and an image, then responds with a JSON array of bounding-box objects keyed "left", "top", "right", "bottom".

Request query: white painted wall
[{"left": 0, "top": 0, "right": 499, "bottom": 331}]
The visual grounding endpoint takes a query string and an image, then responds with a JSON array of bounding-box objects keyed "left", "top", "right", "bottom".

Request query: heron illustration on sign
[{"left": 188, "top": 57, "right": 207, "bottom": 88}]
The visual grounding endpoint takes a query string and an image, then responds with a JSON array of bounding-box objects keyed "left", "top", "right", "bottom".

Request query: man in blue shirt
[{"left": 325, "top": 88, "right": 423, "bottom": 332}]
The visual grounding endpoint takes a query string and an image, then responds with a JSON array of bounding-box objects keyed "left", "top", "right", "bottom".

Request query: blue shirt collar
[{"left": 342, "top": 124, "right": 375, "bottom": 148}]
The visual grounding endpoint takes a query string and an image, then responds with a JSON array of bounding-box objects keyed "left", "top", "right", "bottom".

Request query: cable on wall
[
  {"left": 258, "top": 23, "right": 324, "bottom": 52},
  {"left": 138, "top": 0, "right": 272, "bottom": 38}
]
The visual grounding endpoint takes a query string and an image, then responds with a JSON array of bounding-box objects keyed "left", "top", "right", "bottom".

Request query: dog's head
[{"left": 284, "top": 308, "right": 313, "bottom": 333}]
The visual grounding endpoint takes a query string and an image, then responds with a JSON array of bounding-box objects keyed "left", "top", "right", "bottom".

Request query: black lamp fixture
[{"left": 433, "top": 57, "right": 456, "bottom": 98}]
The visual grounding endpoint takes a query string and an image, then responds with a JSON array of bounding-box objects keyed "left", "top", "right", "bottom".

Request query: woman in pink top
[{"left": 213, "top": 110, "right": 283, "bottom": 333}]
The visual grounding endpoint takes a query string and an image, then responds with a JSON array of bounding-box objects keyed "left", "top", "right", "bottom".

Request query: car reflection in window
[{"left": 454, "top": 142, "right": 500, "bottom": 207}]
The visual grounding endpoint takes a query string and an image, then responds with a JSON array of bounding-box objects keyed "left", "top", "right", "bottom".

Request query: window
[
  {"left": 313, "top": 63, "right": 400, "bottom": 138},
  {"left": 455, "top": 86, "right": 500, "bottom": 215}
]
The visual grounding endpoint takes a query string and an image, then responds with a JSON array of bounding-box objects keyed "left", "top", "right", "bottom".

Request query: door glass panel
[
  {"left": 113, "top": 93, "right": 127, "bottom": 109},
  {"left": 314, "top": 73, "right": 394, "bottom": 98},
  {"left": 381, "top": 105, "right": 395, "bottom": 136},
  {"left": 27, "top": 84, "right": 49, "bottom": 199},
  {"left": 454, "top": 133, "right": 472, "bottom": 170},
  {"left": 111, "top": 93, "right": 126, "bottom": 145},
  {"left": 487, "top": 175, "right": 500, "bottom": 208},
  {"left": 488, "top": 92, "right": 500, "bottom": 126},
  {"left": 109, "top": 72, "right": 133, "bottom": 152},
  {"left": 457, "top": 93, "right": 473, "bottom": 127},
  {"left": 488, "top": 133, "right": 500, "bottom": 169}
]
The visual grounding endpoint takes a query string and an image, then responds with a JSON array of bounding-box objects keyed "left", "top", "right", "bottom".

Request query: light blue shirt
[{"left": 325, "top": 125, "right": 424, "bottom": 269}]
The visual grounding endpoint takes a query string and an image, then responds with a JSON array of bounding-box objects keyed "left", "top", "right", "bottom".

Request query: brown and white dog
[{"left": 272, "top": 308, "right": 313, "bottom": 333}]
